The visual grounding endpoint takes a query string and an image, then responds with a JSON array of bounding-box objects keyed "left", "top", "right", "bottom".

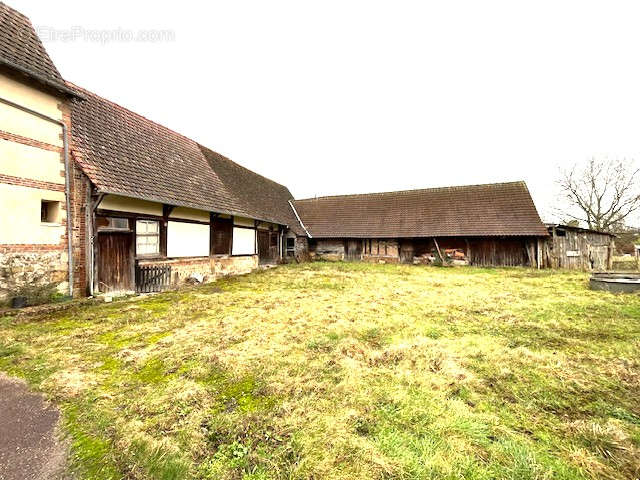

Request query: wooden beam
[
  {"left": 464, "top": 238, "right": 472, "bottom": 265},
  {"left": 433, "top": 237, "right": 444, "bottom": 263}
]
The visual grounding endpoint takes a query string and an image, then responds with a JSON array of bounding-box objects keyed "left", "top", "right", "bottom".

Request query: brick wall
[{"left": 69, "top": 160, "right": 91, "bottom": 297}]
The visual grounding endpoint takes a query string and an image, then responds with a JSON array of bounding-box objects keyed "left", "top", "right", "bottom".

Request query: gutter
[
  {"left": 0, "top": 96, "right": 74, "bottom": 297},
  {"left": 0, "top": 59, "right": 84, "bottom": 99},
  {"left": 288, "top": 200, "right": 312, "bottom": 238}
]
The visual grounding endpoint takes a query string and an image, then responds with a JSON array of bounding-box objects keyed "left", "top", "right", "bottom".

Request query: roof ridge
[{"left": 294, "top": 181, "right": 527, "bottom": 202}]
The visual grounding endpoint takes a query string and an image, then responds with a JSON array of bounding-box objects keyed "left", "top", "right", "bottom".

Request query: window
[
  {"left": 97, "top": 216, "right": 130, "bottom": 231},
  {"left": 136, "top": 220, "right": 159, "bottom": 256},
  {"left": 212, "top": 218, "right": 232, "bottom": 255},
  {"left": 286, "top": 237, "right": 295, "bottom": 256},
  {"left": 41, "top": 200, "right": 61, "bottom": 223}
]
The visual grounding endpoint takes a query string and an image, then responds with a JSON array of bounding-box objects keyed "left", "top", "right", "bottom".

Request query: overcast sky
[{"left": 13, "top": 1, "right": 640, "bottom": 222}]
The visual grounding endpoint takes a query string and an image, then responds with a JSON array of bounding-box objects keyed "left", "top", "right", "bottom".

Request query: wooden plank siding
[{"left": 543, "top": 226, "right": 614, "bottom": 270}]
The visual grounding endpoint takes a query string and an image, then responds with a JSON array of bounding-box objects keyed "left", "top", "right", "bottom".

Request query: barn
[{"left": 290, "top": 182, "right": 549, "bottom": 267}]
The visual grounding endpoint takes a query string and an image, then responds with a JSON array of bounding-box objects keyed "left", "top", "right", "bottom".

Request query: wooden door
[
  {"left": 345, "top": 240, "right": 362, "bottom": 261},
  {"left": 97, "top": 232, "right": 134, "bottom": 292},
  {"left": 258, "top": 230, "right": 278, "bottom": 264}
]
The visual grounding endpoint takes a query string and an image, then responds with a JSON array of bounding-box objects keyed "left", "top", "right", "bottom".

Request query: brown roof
[
  {"left": 0, "top": 2, "right": 77, "bottom": 96},
  {"left": 292, "top": 182, "right": 548, "bottom": 238},
  {"left": 201, "top": 147, "right": 303, "bottom": 234},
  {"left": 68, "top": 83, "right": 298, "bottom": 227}
]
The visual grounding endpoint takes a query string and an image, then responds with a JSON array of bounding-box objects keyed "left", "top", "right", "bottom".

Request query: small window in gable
[{"left": 41, "top": 200, "right": 61, "bottom": 224}]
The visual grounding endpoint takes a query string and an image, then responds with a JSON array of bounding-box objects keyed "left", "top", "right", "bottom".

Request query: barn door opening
[
  {"left": 97, "top": 232, "right": 134, "bottom": 293},
  {"left": 258, "top": 230, "right": 279, "bottom": 264}
]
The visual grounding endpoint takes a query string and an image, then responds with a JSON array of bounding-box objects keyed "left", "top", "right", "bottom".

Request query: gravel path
[{"left": 0, "top": 373, "right": 68, "bottom": 480}]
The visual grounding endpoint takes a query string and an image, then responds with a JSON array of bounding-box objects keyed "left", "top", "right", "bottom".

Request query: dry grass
[{"left": 1, "top": 262, "right": 640, "bottom": 480}]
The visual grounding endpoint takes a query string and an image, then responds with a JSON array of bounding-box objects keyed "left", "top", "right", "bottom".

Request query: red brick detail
[
  {"left": 60, "top": 98, "right": 92, "bottom": 299},
  {"left": 0, "top": 129, "right": 63, "bottom": 153},
  {"left": 0, "top": 173, "right": 65, "bottom": 192},
  {"left": 0, "top": 244, "right": 64, "bottom": 253}
]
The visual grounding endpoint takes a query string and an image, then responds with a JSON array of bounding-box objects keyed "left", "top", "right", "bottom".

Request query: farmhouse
[
  {"left": 69, "top": 84, "right": 304, "bottom": 293},
  {"left": 0, "top": 2, "right": 305, "bottom": 299},
  {"left": 291, "top": 182, "right": 549, "bottom": 267},
  {"left": 2, "top": 2, "right": 612, "bottom": 303}
]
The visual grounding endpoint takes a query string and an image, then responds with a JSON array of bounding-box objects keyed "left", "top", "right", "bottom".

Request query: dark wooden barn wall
[
  {"left": 465, "top": 238, "right": 529, "bottom": 267},
  {"left": 309, "top": 236, "right": 538, "bottom": 267}
]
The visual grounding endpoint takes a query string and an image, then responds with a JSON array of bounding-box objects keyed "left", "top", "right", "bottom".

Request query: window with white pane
[{"left": 136, "top": 219, "right": 159, "bottom": 256}]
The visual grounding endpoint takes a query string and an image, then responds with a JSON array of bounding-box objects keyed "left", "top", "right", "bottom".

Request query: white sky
[{"left": 12, "top": 0, "right": 640, "bottom": 222}]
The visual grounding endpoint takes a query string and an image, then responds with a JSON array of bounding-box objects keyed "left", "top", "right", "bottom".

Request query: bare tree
[{"left": 557, "top": 158, "right": 640, "bottom": 232}]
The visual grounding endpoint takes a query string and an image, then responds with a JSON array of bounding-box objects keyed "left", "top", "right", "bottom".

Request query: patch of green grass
[{"left": 0, "top": 263, "right": 639, "bottom": 479}]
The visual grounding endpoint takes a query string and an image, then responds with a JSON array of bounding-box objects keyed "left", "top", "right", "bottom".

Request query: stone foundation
[
  {"left": 137, "top": 255, "right": 259, "bottom": 286},
  {"left": 212, "top": 255, "right": 258, "bottom": 277},
  {"left": 0, "top": 247, "right": 68, "bottom": 304}
]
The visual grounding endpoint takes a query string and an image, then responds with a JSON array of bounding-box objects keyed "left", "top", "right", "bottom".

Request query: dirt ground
[{"left": 0, "top": 373, "right": 68, "bottom": 480}]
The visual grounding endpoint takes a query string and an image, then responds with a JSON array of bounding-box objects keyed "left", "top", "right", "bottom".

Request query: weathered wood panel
[
  {"left": 258, "top": 230, "right": 279, "bottom": 264},
  {"left": 545, "top": 227, "right": 614, "bottom": 270},
  {"left": 97, "top": 232, "right": 134, "bottom": 292},
  {"left": 345, "top": 239, "right": 362, "bottom": 260},
  {"left": 467, "top": 237, "right": 529, "bottom": 267}
]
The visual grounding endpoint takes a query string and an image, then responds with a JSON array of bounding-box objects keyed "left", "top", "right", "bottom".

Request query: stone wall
[
  {"left": 138, "top": 255, "right": 259, "bottom": 286},
  {"left": 212, "top": 255, "right": 258, "bottom": 277},
  {"left": 0, "top": 246, "right": 68, "bottom": 304},
  {"left": 309, "top": 239, "right": 345, "bottom": 261}
]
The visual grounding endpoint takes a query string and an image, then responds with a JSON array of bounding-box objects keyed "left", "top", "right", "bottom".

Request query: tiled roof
[
  {"left": 0, "top": 2, "right": 76, "bottom": 96},
  {"left": 201, "top": 147, "right": 303, "bottom": 234},
  {"left": 68, "top": 83, "right": 297, "bottom": 227},
  {"left": 292, "top": 182, "right": 548, "bottom": 238}
]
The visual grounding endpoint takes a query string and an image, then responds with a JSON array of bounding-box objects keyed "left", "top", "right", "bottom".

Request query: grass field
[{"left": 1, "top": 263, "right": 639, "bottom": 480}]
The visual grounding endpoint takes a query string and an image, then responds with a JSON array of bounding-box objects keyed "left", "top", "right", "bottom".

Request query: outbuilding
[
  {"left": 542, "top": 224, "right": 615, "bottom": 270},
  {"left": 290, "top": 182, "right": 550, "bottom": 267}
]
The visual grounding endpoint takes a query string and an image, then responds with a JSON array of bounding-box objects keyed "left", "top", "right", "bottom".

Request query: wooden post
[
  {"left": 465, "top": 238, "right": 471, "bottom": 265},
  {"left": 536, "top": 238, "right": 541, "bottom": 269},
  {"left": 433, "top": 238, "right": 444, "bottom": 263}
]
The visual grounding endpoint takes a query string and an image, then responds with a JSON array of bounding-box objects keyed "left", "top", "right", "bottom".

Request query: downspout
[{"left": 0, "top": 97, "right": 74, "bottom": 297}]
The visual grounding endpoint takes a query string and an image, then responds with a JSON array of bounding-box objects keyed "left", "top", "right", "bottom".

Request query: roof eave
[
  {"left": 95, "top": 188, "right": 288, "bottom": 227},
  {"left": 0, "top": 58, "right": 85, "bottom": 99}
]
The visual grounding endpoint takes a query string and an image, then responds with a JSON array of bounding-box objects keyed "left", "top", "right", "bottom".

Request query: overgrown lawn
[{"left": 1, "top": 263, "right": 639, "bottom": 479}]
